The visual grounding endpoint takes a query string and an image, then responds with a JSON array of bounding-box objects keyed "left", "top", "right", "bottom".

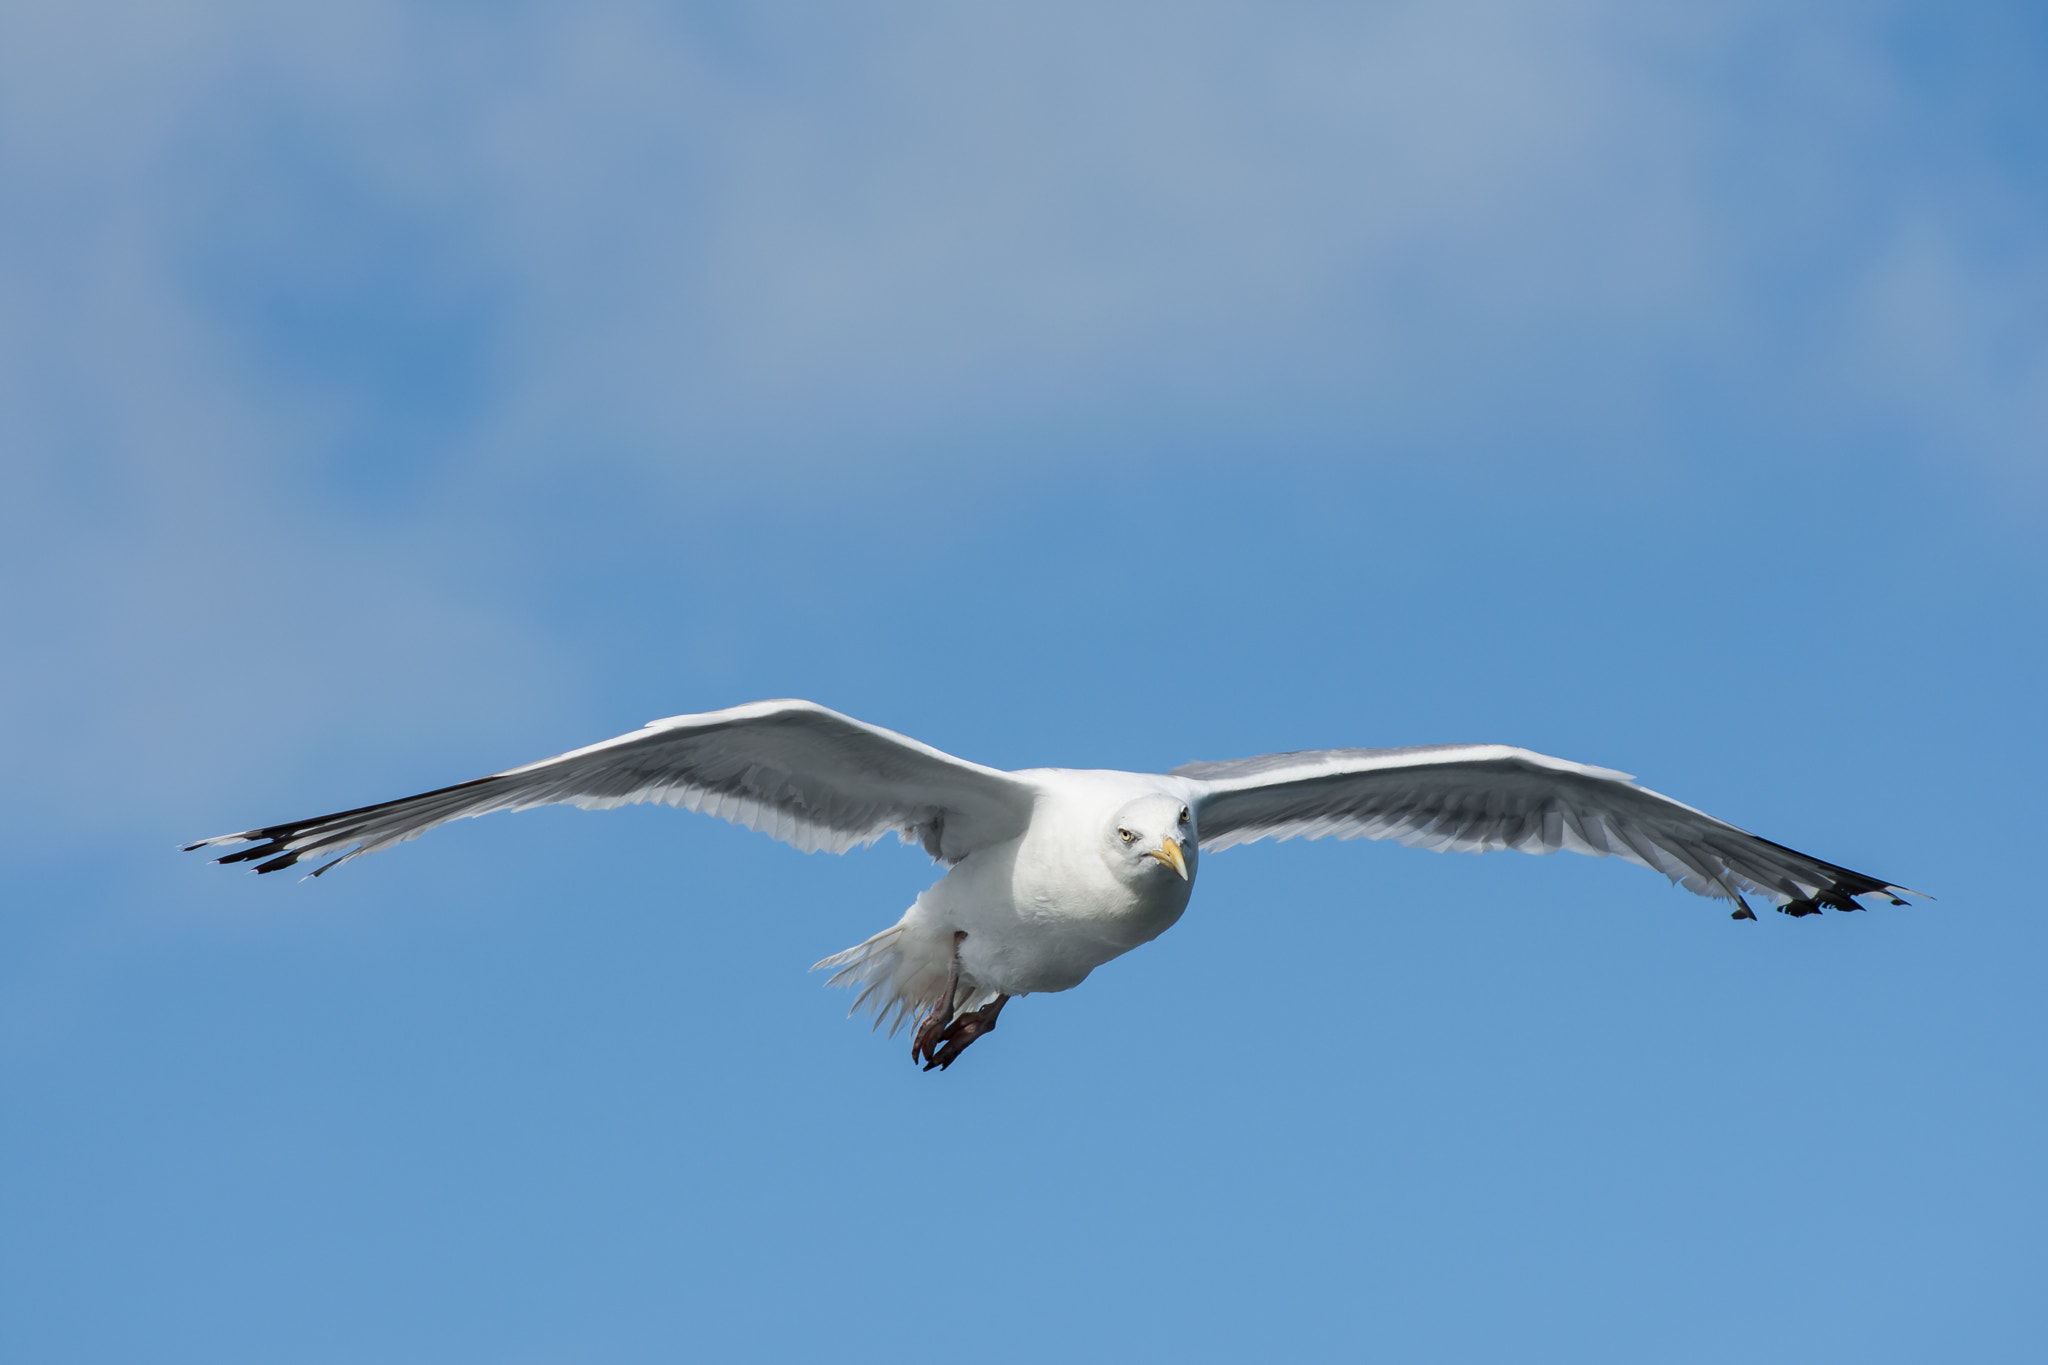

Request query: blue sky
[{"left": 3, "top": 4, "right": 2044, "bottom": 1361}]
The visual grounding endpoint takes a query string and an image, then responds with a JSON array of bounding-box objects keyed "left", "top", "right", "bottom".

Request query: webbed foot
[{"left": 918, "top": 996, "right": 1009, "bottom": 1071}]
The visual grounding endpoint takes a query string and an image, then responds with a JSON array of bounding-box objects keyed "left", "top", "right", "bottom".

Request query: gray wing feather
[
  {"left": 1176, "top": 745, "right": 1915, "bottom": 917},
  {"left": 188, "top": 700, "right": 1037, "bottom": 877}
]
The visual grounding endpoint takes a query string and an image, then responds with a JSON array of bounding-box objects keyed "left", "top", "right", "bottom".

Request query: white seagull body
[{"left": 189, "top": 699, "right": 1917, "bottom": 1069}]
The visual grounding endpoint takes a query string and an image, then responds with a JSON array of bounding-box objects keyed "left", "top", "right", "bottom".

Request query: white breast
[{"left": 924, "top": 770, "right": 1198, "bottom": 996}]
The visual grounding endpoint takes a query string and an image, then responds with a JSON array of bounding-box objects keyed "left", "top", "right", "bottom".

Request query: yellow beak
[{"left": 1149, "top": 837, "right": 1189, "bottom": 880}]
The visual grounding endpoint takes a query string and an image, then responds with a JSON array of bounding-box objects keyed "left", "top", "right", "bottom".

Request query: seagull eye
[
  {"left": 1118, "top": 828, "right": 1135, "bottom": 843},
  {"left": 1179, "top": 806, "right": 1190, "bottom": 825}
]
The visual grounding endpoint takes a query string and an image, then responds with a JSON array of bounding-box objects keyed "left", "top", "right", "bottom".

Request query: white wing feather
[
  {"left": 188, "top": 700, "right": 1037, "bottom": 877},
  {"left": 1177, "top": 745, "right": 1914, "bottom": 917}
]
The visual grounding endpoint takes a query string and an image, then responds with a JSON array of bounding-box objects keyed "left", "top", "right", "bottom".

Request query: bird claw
[
  {"left": 911, "top": 1007, "right": 950, "bottom": 1067},
  {"left": 913, "top": 997, "right": 1007, "bottom": 1071}
]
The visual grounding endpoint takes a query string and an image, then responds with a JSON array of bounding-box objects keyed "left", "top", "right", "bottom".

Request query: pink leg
[{"left": 911, "top": 931, "right": 967, "bottom": 1067}]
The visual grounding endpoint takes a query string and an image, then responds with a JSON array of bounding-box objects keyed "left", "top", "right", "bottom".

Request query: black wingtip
[
  {"left": 1776, "top": 884, "right": 1925, "bottom": 918},
  {"left": 212, "top": 845, "right": 279, "bottom": 867},
  {"left": 1778, "top": 889, "right": 1857, "bottom": 917}
]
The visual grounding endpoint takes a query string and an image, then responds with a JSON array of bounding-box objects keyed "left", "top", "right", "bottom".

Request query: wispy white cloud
[{"left": 4, "top": 2, "right": 2041, "bottom": 475}]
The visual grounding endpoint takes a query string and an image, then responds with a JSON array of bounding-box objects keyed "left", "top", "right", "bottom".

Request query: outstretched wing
[
  {"left": 1175, "top": 745, "right": 1916, "bottom": 918},
  {"left": 189, "top": 700, "right": 1037, "bottom": 877}
]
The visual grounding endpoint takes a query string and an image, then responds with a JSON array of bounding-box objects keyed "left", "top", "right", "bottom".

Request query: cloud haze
[{"left": 5, "top": 2, "right": 2042, "bottom": 483}]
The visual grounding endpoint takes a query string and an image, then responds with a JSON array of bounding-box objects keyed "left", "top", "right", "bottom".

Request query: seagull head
[{"left": 1107, "top": 795, "right": 1196, "bottom": 885}]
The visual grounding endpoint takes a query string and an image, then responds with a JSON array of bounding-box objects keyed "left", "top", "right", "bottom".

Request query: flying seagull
[{"left": 188, "top": 699, "right": 1917, "bottom": 1070}]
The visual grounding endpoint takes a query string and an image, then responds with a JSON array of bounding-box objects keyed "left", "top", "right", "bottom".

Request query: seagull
[{"left": 188, "top": 699, "right": 1918, "bottom": 1069}]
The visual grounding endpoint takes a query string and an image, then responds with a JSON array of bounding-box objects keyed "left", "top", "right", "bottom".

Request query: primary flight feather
[{"left": 188, "top": 699, "right": 1917, "bottom": 1069}]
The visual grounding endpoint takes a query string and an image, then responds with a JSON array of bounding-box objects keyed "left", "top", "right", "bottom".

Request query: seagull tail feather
[
  {"left": 812, "top": 923, "right": 922, "bottom": 1036},
  {"left": 811, "top": 900, "right": 996, "bottom": 1039}
]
